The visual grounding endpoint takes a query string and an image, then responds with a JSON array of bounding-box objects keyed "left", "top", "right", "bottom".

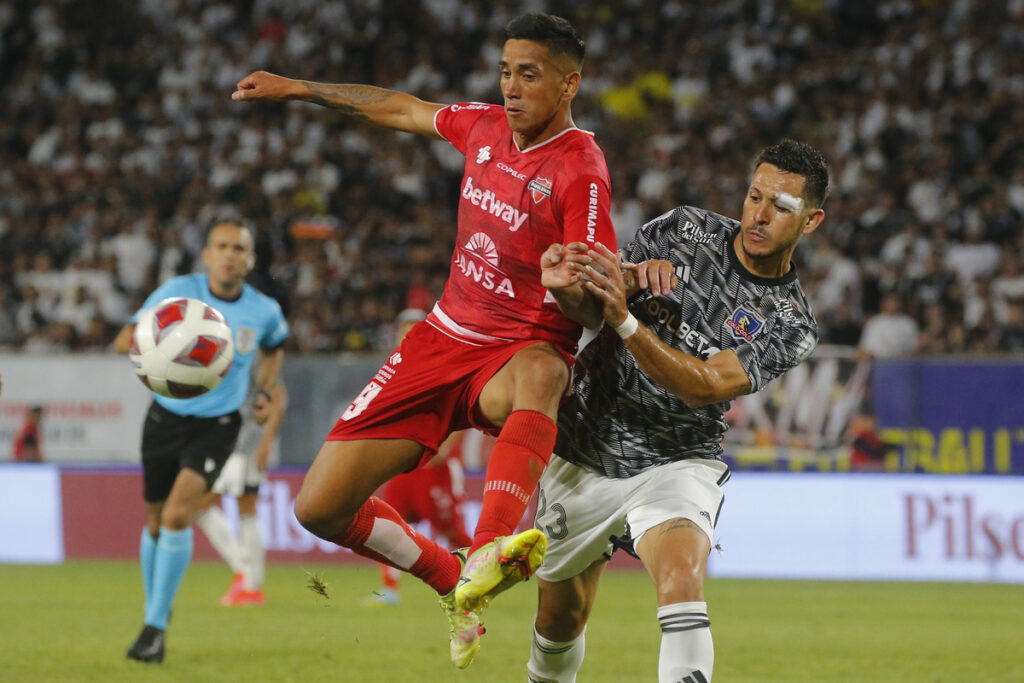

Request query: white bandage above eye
[{"left": 775, "top": 192, "right": 803, "bottom": 213}]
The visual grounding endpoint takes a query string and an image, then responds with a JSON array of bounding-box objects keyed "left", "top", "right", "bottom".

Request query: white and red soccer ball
[{"left": 129, "top": 297, "right": 234, "bottom": 398}]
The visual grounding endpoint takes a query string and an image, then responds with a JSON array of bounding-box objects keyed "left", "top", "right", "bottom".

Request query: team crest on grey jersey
[{"left": 727, "top": 305, "right": 765, "bottom": 341}]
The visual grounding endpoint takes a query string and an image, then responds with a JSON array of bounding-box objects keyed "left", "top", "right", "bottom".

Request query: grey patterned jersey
[{"left": 554, "top": 205, "right": 818, "bottom": 478}]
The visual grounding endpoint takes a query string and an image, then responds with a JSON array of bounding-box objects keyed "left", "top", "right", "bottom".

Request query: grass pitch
[{"left": 0, "top": 560, "right": 1021, "bottom": 682}]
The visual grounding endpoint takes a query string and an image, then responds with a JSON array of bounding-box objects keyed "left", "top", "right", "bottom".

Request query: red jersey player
[
  {"left": 365, "top": 309, "right": 475, "bottom": 607},
  {"left": 232, "top": 13, "right": 614, "bottom": 668}
]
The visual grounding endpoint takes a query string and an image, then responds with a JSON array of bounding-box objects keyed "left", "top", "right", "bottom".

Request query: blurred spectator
[
  {"left": 991, "top": 251, "right": 1024, "bottom": 325},
  {"left": 999, "top": 303, "right": 1024, "bottom": 352},
  {"left": 847, "top": 414, "right": 892, "bottom": 472},
  {"left": 12, "top": 405, "right": 44, "bottom": 462},
  {"left": 0, "top": 2, "right": 1020, "bottom": 354},
  {"left": 859, "top": 294, "right": 919, "bottom": 359},
  {"left": 818, "top": 300, "right": 863, "bottom": 347}
]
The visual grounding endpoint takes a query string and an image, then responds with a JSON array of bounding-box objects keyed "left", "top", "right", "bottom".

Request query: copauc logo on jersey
[
  {"left": 529, "top": 176, "right": 552, "bottom": 203},
  {"left": 727, "top": 306, "right": 765, "bottom": 342}
]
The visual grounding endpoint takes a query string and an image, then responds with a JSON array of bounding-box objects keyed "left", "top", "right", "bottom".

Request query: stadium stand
[{"left": 0, "top": 0, "right": 1020, "bottom": 353}]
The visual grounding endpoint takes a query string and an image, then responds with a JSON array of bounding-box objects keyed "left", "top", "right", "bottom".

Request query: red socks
[
  {"left": 470, "top": 410, "right": 556, "bottom": 554},
  {"left": 329, "top": 410, "right": 557, "bottom": 590},
  {"left": 330, "top": 497, "right": 460, "bottom": 595}
]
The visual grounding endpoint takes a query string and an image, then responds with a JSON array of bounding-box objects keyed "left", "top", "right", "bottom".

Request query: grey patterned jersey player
[
  {"left": 557, "top": 200, "right": 819, "bottom": 477},
  {"left": 531, "top": 138, "right": 830, "bottom": 683}
]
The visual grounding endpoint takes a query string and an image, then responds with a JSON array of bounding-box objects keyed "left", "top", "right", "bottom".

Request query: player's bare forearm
[
  {"left": 581, "top": 243, "right": 748, "bottom": 406},
  {"left": 549, "top": 283, "right": 604, "bottom": 329},
  {"left": 265, "top": 383, "right": 288, "bottom": 436},
  {"left": 254, "top": 383, "right": 287, "bottom": 470},
  {"left": 300, "top": 82, "right": 388, "bottom": 117},
  {"left": 254, "top": 348, "right": 284, "bottom": 395},
  {"left": 233, "top": 71, "right": 444, "bottom": 138},
  {"left": 623, "top": 328, "right": 750, "bottom": 407},
  {"left": 302, "top": 83, "right": 444, "bottom": 137}
]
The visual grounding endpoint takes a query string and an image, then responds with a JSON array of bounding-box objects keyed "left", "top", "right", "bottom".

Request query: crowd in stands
[{"left": 0, "top": 0, "right": 1021, "bottom": 355}]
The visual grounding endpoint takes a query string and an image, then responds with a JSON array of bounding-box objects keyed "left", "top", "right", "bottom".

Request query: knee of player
[
  {"left": 653, "top": 560, "right": 705, "bottom": 601},
  {"left": 293, "top": 490, "right": 352, "bottom": 539},
  {"left": 535, "top": 604, "right": 589, "bottom": 642},
  {"left": 292, "top": 492, "right": 324, "bottom": 532},
  {"left": 517, "top": 353, "right": 569, "bottom": 402},
  {"left": 160, "top": 505, "right": 192, "bottom": 531}
]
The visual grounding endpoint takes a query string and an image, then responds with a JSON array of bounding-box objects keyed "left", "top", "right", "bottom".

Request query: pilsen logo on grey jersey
[{"left": 555, "top": 205, "right": 819, "bottom": 479}]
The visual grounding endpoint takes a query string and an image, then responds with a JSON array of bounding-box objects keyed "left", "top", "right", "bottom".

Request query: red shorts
[
  {"left": 379, "top": 460, "right": 469, "bottom": 543},
  {"left": 327, "top": 320, "right": 571, "bottom": 465}
]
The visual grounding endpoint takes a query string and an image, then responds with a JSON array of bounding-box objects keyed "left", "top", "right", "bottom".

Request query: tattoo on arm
[
  {"left": 299, "top": 82, "right": 394, "bottom": 120},
  {"left": 659, "top": 519, "right": 702, "bottom": 536}
]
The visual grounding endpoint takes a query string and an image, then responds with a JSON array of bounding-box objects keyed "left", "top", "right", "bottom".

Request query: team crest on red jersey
[{"left": 529, "top": 176, "right": 553, "bottom": 204}]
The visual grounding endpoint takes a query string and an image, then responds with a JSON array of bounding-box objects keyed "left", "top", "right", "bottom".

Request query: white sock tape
[{"left": 614, "top": 313, "right": 639, "bottom": 339}]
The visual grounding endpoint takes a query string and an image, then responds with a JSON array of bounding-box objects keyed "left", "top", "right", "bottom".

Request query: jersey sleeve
[
  {"left": 260, "top": 300, "right": 290, "bottom": 350},
  {"left": 556, "top": 172, "right": 616, "bottom": 250},
  {"left": 733, "top": 316, "right": 818, "bottom": 393},
  {"left": 433, "top": 103, "right": 499, "bottom": 156},
  {"left": 622, "top": 209, "right": 674, "bottom": 265}
]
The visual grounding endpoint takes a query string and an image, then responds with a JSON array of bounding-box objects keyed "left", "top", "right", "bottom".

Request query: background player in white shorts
[
  {"left": 533, "top": 139, "right": 830, "bottom": 682},
  {"left": 195, "top": 378, "right": 287, "bottom": 606}
]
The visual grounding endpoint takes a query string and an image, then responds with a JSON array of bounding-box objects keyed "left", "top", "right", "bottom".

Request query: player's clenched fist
[{"left": 232, "top": 71, "right": 297, "bottom": 101}]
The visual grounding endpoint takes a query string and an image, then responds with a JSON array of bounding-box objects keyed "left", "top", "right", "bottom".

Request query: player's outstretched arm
[
  {"left": 254, "top": 381, "right": 288, "bottom": 471},
  {"left": 252, "top": 347, "right": 285, "bottom": 425},
  {"left": 232, "top": 71, "right": 445, "bottom": 139},
  {"left": 583, "top": 243, "right": 751, "bottom": 407}
]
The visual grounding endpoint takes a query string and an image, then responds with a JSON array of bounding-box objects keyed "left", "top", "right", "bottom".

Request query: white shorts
[{"left": 534, "top": 456, "right": 729, "bottom": 582}]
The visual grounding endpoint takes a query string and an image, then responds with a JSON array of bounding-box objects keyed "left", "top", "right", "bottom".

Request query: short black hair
[
  {"left": 505, "top": 13, "right": 585, "bottom": 70},
  {"left": 206, "top": 216, "right": 254, "bottom": 243},
  {"left": 753, "top": 139, "right": 831, "bottom": 208}
]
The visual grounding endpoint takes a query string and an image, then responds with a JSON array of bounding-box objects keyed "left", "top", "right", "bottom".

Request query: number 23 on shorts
[{"left": 536, "top": 488, "right": 568, "bottom": 540}]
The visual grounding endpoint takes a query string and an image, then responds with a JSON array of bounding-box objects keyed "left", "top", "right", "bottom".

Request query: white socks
[
  {"left": 238, "top": 514, "right": 264, "bottom": 591},
  {"left": 527, "top": 627, "right": 586, "bottom": 683},
  {"left": 657, "top": 601, "right": 714, "bottom": 683},
  {"left": 195, "top": 506, "right": 264, "bottom": 591},
  {"left": 195, "top": 505, "right": 245, "bottom": 574}
]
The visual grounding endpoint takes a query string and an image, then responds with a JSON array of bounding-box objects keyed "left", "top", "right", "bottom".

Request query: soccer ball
[{"left": 130, "top": 297, "right": 234, "bottom": 398}]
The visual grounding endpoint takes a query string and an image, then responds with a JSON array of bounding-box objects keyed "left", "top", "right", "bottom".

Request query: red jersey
[
  {"left": 13, "top": 420, "right": 41, "bottom": 462},
  {"left": 431, "top": 103, "right": 615, "bottom": 355}
]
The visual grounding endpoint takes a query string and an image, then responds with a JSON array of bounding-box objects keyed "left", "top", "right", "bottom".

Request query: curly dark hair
[{"left": 753, "top": 139, "right": 831, "bottom": 208}]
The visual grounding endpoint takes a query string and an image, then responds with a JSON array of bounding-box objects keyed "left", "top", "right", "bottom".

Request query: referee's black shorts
[{"left": 140, "top": 401, "right": 242, "bottom": 503}]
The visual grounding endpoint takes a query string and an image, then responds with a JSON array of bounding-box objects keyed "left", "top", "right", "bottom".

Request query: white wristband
[{"left": 614, "top": 313, "right": 639, "bottom": 339}]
